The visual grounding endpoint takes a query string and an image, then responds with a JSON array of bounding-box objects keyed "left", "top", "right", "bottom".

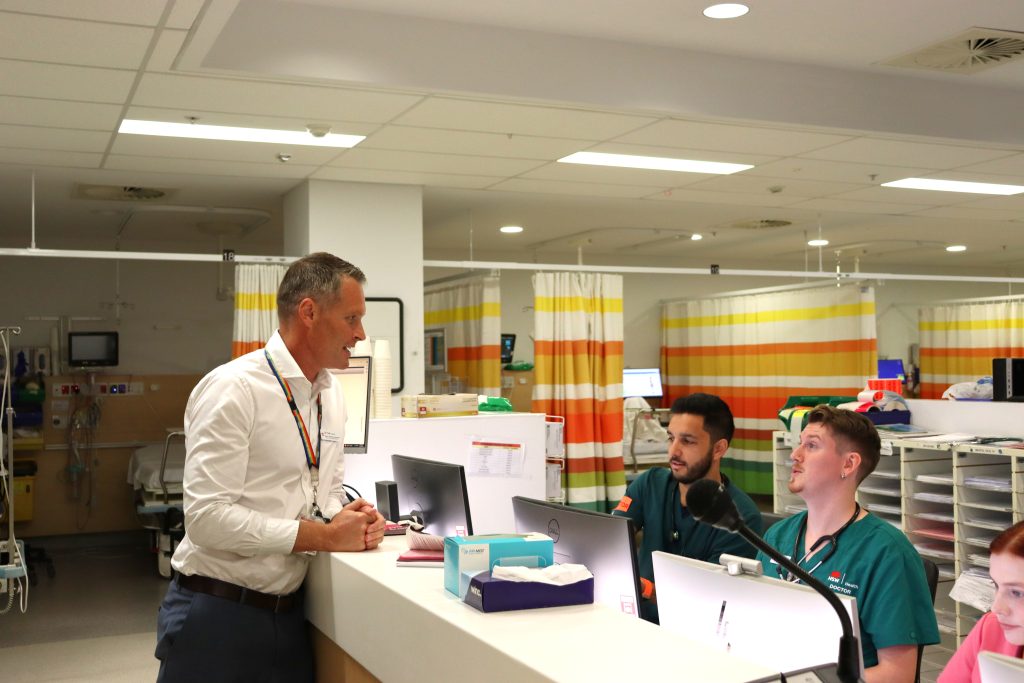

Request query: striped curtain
[
  {"left": 232, "top": 264, "right": 287, "bottom": 358},
  {"left": 660, "top": 285, "right": 877, "bottom": 494},
  {"left": 919, "top": 300, "right": 1024, "bottom": 398},
  {"left": 532, "top": 272, "right": 625, "bottom": 512},
  {"left": 423, "top": 276, "right": 501, "bottom": 395}
]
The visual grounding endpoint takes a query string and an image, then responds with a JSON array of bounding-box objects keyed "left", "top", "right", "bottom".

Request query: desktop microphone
[{"left": 686, "top": 479, "right": 863, "bottom": 683}]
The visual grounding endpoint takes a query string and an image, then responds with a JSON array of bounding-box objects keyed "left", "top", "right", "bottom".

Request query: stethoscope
[{"left": 778, "top": 503, "right": 861, "bottom": 582}]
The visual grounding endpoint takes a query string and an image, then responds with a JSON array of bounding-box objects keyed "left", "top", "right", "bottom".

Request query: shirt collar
[{"left": 264, "top": 330, "right": 333, "bottom": 394}]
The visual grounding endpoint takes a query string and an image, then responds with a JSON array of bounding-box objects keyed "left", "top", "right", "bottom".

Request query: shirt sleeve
[
  {"left": 859, "top": 535, "right": 940, "bottom": 651},
  {"left": 937, "top": 613, "right": 985, "bottom": 683},
  {"left": 182, "top": 371, "right": 299, "bottom": 557},
  {"left": 321, "top": 394, "right": 348, "bottom": 520},
  {"left": 611, "top": 472, "right": 646, "bottom": 532}
]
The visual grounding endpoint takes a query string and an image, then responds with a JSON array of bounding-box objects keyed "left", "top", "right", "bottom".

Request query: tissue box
[
  {"left": 464, "top": 571, "right": 594, "bottom": 613},
  {"left": 444, "top": 533, "right": 553, "bottom": 598},
  {"left": 401, "top": 393, "right": 479, "bottom": 418}
]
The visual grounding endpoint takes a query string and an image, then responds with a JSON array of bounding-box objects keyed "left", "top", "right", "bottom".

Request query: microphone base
[{"left": 776, "top": 663, "right": 864, "bottom": 683}]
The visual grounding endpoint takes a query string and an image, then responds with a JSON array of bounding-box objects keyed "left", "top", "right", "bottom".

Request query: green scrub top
[
  {"left": 757, "top": 512, "right": 940, "bottom": 669},
  {"left": 613, "top": 468, "right": 763, "bottom": 622}
]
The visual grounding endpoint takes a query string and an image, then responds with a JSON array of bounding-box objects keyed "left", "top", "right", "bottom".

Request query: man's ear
[
  {"left": 712, "top": 437, "right": 729, "bottom": 461},
  {"left": 843, "top": 452, "right": 862, "bottom": 481},
  {"left": 295, "top": 297, "right": 317, "bottom": 328}
]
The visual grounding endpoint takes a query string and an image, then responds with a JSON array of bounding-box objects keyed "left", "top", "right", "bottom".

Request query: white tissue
[{"left": 491, "top": 563, "right": 593, "bottom": 586}]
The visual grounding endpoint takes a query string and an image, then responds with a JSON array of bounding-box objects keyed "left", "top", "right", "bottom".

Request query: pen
[{"left": 716, "top": 600, "right": 727, "bottom": 634}]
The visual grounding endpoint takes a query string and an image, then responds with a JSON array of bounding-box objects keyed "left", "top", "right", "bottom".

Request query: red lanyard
[{"left": 264, "top": 349, "right": 321, "bottom": 470}]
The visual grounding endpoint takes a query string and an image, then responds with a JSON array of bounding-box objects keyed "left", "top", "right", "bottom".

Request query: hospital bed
[
  {"left": 624, "top": 404, "right": 670, "bottom": 474},
  {"left": 129, "top": 430, "right": 185, "bottom": 578}
]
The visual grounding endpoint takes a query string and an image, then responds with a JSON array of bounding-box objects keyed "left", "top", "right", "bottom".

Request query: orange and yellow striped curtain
[
  {"left": 660, "top": 285, "right": 877, "bottom": 494},
  {"left": 919, "top": 300, "right": 1024, "bottom": 398},
  {"left": 423, "top": 276, "right": 501, "bottom": 395},
  {"left": 232, "top": 264, "right": 287, "bottom": 358},
  {"left": 532, "top": 272, "right": 625, "bottom": 512}
]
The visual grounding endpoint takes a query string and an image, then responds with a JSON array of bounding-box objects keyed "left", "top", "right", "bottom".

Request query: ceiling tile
[
  {"left": 167, "top": 0, "right": 205, "bottom": 29},
  {"left": 955, "top": 153, "right": 1024, "bottom": 177},
  {"left": 830, "top": 186, "right": 967, "bottom": 205},
  {"left": 132, "top": 74, "right": 424, "bottom": 123},
  {"left": 910, "top": 206, "right": 1024, "bottom": 222},
  {"left": 0, "top": 124, "right": 110, "bottom": 152},
  {"left": 614, "top": 119, "right": 854, "bottom": 157},
  {"left": 800, "top": 137, "right": 1014, "bottom": 170},
  {"left": 519, "top": 161, "right": 709, "bottom": 187},
  {"left": 104, "top": 155, "right": 318, "bottom": 179},
  {"left": 147, "top": 29, "right": 187, "bottom": 72},
  {"left": 743, "top": 158, "right": 930, "bottom": 184},
  {"left": 0, "top": 12, "right": 153, "bottom": 68},
  {"left": 0, "top": 59, "right": 135, "bottom": 103},
  {"left": 329, "top": 148, "right": 546, "bottom": 176},
  {"left": 648, "top": 188, "right": 798, "bottom": 207},
  {"left": 125, "top": 107, "right": 380, "bottom": 137},
  {"left": 684, "top": 174, "right": 864, "bottom": 197},
  {"left": 0, "top": 147, "right": 101, "bottom": 168},
  {"left": 951, "top": 194, "right": 1024, "bottom": 210},
  {"left": 488, "top": 178, "right": 660, "bottom": 198},
  {"left": 312, "top": 167, "right": 502, "bottom": 189},
  {"left": 0, "top": 0, "right": 166, "bottom": 25},
  {"left": 787, "top": 198, "right": 935, "bottom": 214},
  {"left": 361, "top": 125, "right": 586, "bottom": 159},
  {"left": 394, "top": 97, "right": 655, "bottom": 139},
  {"left": 111, "top": 134, "right": 344, "bottom": 165},
  {"left": 0, "top": 95, "right": 122, "bottom": 130}
]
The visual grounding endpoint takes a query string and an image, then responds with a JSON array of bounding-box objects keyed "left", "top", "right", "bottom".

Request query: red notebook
[{"left": 396, "top": 548, "right": 444, "bottom": 567}]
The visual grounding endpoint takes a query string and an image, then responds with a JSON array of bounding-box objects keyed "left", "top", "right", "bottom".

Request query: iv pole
[{"left": 0, "top": 326, "right": 28, "bottom": 610}]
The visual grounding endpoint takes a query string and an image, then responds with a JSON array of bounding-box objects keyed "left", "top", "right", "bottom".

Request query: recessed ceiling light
[
  {"left": 703, "top": 3, "right": 750, "bottom": 19},
  {"left": 558, "top": 151, "right": 752, "bottom": 175},
  {"left": 691, "top": 233, "right": 703, "bottom": 241},
  {"left": 946, "top": 244, "right": 967, "bottom": 252},
  {"left": 882, "top": 177, "right": 1024, "bottom": 195},
  {"left": 500, "top": 225, "right": 524, "bottom": 234},
  {"left": 118, "top": 119, "right": 365, "bottom": 148},
  {"left": 808, "top": 239, "right": 830, "bottom": 247}
]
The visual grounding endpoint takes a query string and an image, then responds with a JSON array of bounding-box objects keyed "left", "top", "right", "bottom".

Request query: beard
[{"left": 672, "top": 445, "right": 714, "bottom": 485}]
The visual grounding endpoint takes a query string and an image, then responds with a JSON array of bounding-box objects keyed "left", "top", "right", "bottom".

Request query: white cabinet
[{"left": 772, "top": 432, "right": 1024, "bottom": 644}]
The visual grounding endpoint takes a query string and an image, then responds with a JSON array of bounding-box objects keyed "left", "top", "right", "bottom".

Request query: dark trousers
[{"left": 155, "top": 579, "right": 313, "bottom": 683}]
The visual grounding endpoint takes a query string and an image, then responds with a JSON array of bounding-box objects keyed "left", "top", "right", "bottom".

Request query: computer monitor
[
  {"left": 390, "top": 454, "right": 473, "bottom": 537},
  {"left": 68, "top": 331, "right": 119, "bottom": 368},
  {"left": 979, "top": 651, "right": 1024, "bottom": 683},
  {"left": 877, "top": 358, "right": 906, "bottom": 381},
  {"left": 329, "top": 356, "right": 372, "bottom": 454},
  {"left": 622, "top": 367, "right": 663, "bottom": 398},
  {"left": 500, "top": 333, "right": 516, "bottom": 364},
  {"left": 653, "top": 552, "right": 864, "bottom": 676},
  {"left": 512, "top": 496, "right": 641, "bottom": 617}
]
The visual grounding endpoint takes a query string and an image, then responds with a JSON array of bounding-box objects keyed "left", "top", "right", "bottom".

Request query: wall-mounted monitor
[
  {"left": 330, "top": 356, "right": 372, "bottom": 454},
  {"left": 390, "top": 454, "right": 473, "bottom": 537},
  {"left": 623, "top": 367, "right": 663, "bottom": 398},
  {"left": 68, "top": 332, "right": 119, "bottom": 368},
  {"left": 500, "top": 333, "right": 516, "bottom": 364}
]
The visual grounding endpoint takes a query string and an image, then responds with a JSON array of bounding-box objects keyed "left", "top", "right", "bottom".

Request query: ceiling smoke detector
[
  {"left": 730, "top": 219, "right": 792, "bottom": 230},
  {"left": 76, "top": 184, "right": 172, "bottom": 201},
  {"left": 881, "top": 28, "right": 1024, "bottom": 74}
]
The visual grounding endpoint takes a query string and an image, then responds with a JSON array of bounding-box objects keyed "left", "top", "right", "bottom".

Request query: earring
[{"left": 840, "top": 471, "right": 847, "bottom": 480}]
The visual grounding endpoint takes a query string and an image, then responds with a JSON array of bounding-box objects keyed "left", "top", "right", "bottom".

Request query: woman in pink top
[{"left": 939, "top": 520, "right": 1024, "bottom": 682}]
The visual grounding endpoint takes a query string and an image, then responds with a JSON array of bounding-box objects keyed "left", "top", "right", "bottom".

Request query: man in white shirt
[{"left": 155, "top": 252, "right": 386, "bottom": 683}]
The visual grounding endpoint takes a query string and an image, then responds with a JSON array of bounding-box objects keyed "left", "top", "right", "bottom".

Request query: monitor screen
[
  {"left": 391, "top": 454, "right": 473, "bottom": 537},
  {"left": 653, "top": 552, "right": 864, "bottom": 676},
  {"left": 623, "top": 367, "right": 663, "bottom": 398},
  {"left": 877, "top": 359, "right": 906, "bottom": 380},
  {"left": 330, "top": 356, "right": 372, "bottom": 454},
  {"left": 68, "top": 332, "right": 119, "bottom": 368},
  {"left": 512, "top": 496, "right": 641, "bottom": 617},
  {"left": 500, "top": 333, "right": 516, "bottom": 364}
]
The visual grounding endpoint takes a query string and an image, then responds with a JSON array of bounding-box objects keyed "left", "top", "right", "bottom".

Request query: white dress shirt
[{"left": 171, "top": 331, "right": 347, "bottom": 595}]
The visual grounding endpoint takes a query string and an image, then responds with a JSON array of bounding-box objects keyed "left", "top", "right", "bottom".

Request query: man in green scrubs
[
  {"left": 757, "top": 406, "right": 939, "bottom": 680},
  {"left": 613, "top": 393, "right": 762, "bottom": 623}
]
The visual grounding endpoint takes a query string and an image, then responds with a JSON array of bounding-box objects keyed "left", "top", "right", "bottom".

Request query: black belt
[{"left": 176, "top": 573, "right": 297, "bottom": 613}]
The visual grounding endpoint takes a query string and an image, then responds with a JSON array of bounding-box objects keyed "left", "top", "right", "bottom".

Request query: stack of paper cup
[
  {"left": 352, "top": 340, "right": 372, "bottom": 357},
  {"left": 373, "top": 339, "right": 392, "bottom": 418}
]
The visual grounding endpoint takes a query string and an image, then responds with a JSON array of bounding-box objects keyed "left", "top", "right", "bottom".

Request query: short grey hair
[{"left": 276, "top": 252, "right": 366, "bottom": 322}]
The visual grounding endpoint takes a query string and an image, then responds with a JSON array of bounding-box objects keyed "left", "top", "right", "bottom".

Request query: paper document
[
  {"left": 468, "top": 438, "right": 525, "bottom": 477},
  {"left": 949, "top": 568, "right": 995, "bottom": 612}
]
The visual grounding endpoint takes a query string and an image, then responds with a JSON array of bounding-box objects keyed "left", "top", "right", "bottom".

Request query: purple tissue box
[
  {"left": 463, "top": 571, "right": 594, "bottom": 613},
  {"left": 864, "top": 410, "right": 911, "bottom": 426}
]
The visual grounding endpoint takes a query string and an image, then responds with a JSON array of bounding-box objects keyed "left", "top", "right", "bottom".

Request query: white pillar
[{"left": 284, "top": 179, "right": 425, "bottom": 413}]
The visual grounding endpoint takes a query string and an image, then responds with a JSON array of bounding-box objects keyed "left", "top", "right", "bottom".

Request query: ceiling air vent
[
  {"left": 881, "top": 28, "right": 1024, "bottom": 75},
  {"left": 76, "top": 184, "right": 173, "bottom": 201},
  {"left": 730, "top": 219, "right": 792, "bottom": 230}
]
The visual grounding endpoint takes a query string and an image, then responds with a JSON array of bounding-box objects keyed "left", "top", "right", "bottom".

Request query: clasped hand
[{"left": 325, "top": 497, "right": 386, "bottom": 551}]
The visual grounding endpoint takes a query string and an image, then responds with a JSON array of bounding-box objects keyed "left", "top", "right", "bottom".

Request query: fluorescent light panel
[
  {"left": 882, "top": 177, "right": 1024, "bottom": 195},
  {"left": 558, "top": 151, "right": 752, "bottom": 175},
  {"left": 118, "top": 120, "right": 365, "bottom": 148},
  {"left": 807, "top": 239, "right": 829, "bottom": 247},
  {"left": 946, "top": 245, "right": 967, "bottom": 252},
  {"left": 500, "top": 225, "right": 524, "bottom": 234},
  {"left": 703, "top": 4, "right": 749, "bottom": 19}
]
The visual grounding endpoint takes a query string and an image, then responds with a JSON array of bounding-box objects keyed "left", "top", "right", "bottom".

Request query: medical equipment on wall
[{"left": 0, "top": 326, "right": 29, "bottom": 614}]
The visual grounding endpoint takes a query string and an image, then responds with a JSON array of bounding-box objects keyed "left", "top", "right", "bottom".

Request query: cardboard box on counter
[
  {"left": 464, "top": 571, "right": 594, "bottom": 613},
  {"left": 400, "top": 393, "right": 479, "bottom": 418}
]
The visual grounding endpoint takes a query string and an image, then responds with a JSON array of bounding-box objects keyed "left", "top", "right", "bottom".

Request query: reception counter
[{"left": 305, "top": 537, "right": 777, "bottom": 683}]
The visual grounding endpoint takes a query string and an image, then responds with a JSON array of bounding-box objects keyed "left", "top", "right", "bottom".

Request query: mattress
[{"left": 129, "top": 442, "right": 186, "bottom": 491}]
